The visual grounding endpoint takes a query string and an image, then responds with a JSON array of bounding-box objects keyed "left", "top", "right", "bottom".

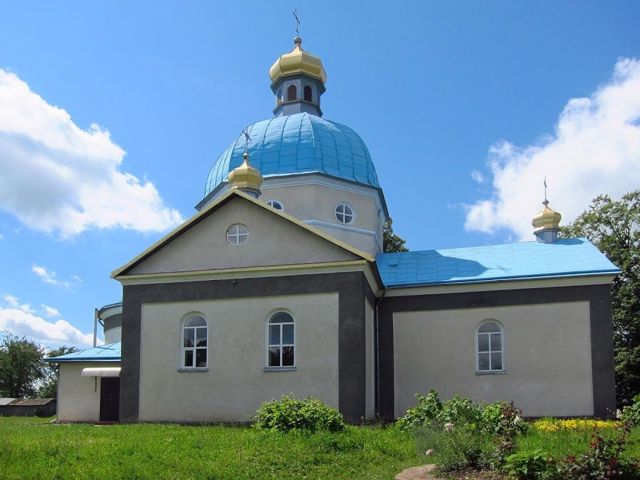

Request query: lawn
[
  {"left": 0, "top": 417, "right": 419, "bottom": 480},
  {"left": 1, "top": 417, "right": 639, "bottom": 480}
]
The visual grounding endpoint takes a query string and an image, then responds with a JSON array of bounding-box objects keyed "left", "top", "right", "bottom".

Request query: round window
[
  {"left": 226, "top": 224, "right": 249, "bottom": 245},
  {"left": 335, "top": 204, "right": 353, "bottom": 224},
  {"left": 267, "top": 200, "right": 284, "bottom": 211}
]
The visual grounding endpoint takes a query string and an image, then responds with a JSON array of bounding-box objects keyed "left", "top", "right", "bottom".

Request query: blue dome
[{"left": 204, "top": 112, "right": 380, "bottom": 197}]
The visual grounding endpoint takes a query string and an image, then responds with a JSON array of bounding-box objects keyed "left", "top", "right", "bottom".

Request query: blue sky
[{"left": 0, "top": 1, "right": 639, "bottom": 347}]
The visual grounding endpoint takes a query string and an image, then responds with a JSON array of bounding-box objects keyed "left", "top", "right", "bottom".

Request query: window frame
[
  {"left": 335, "top": 203, "right": 354, "bottom": 225},
  {"left": 226, "top": 223, "right": 249, "bottom": 245},
  {"left": 475, "top": 320, "right": 505, "bottom": 374},
  {"left": 265, "top": 311, "right": 296, "bottom": 371},
  {"left": 287, "top": 84, "right": 297, "bottom": 101},
  {"left": 180, "top": 314, "right": 209, "bottom": 372},
  {"left": 266, "top": 200, "right": 284, "bottom": 211}
]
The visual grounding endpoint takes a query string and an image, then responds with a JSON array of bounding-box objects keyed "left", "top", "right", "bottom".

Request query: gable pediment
[{"left": 115, "top": 192, "right": 366, "bottom": 277}]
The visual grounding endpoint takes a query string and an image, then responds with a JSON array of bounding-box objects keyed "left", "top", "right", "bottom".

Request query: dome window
[
  {"left": 226, "top": 223, "right": 249, "bottom": 245},
  {"left": 304, "top": 85, "right": 312, "bottom": 102},
  {"left": 267, "top": 200, "right": 284, "bottom": 211},
  {"left": 335, "top": 204, "right": 354, "bottom": 225},
  {"left": 287, "top": 85, "right": 297, "bottom": 101}
]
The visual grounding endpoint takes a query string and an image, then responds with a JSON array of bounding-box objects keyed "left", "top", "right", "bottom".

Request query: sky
[{"left": 0, "top": 1, "right": 639, "bottom": 348}]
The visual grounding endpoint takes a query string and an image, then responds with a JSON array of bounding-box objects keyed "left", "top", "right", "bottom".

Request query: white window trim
[
  {"left": 226, "top": 223, "right": 249, "bottom": 245},
  {"left": 475, "top": 320, "right": 505, "bottom": 374},
  {"left": 180, "top": 314, "right": 209, "bottom": 372},
  {"left": 265, "top": 311, "right": 296, "bottom": 370},
  {"left": 335, "top": 203, "right": 355, "bottom": 225}
]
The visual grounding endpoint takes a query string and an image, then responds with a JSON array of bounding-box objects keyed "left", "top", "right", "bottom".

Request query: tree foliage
[
  {"left": 0, "top": 332, "right": 77, "bottom": 399},
  {"left": 560, "top": 190, "right": 640, "bottom": 406},
  {"left": 0, "top": 333, "right": 45, "bottom": 398},
  {"left": 383, "top": 217, "right": 408, "bottom": 253}
]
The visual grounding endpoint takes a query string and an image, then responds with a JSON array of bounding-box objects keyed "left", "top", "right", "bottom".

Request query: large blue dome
[{"left": 204, "top": 112, "right": 380, "bottom": 197}]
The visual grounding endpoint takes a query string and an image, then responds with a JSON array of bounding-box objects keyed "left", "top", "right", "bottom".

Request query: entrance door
[{"left": 99, "top": 377, "right": 120, "bottom": 422}]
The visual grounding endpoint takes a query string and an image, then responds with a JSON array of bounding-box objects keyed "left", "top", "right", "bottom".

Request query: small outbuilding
[{"left": 0, "top": 398, "right": 56, "bottom": 417}]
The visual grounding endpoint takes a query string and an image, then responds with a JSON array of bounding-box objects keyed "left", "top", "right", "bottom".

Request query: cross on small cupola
[
  {"left": 268, "top": 10, "right": 327, "bottom": 118},
  {"left": 532, "top": 177, "right": 562, "bottom": 243},
  {"left": 226, "top": 127, "right": 263, "bottom": 198}
]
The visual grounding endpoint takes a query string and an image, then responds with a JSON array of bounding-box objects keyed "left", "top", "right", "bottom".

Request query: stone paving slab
[{"left": 395, "top": 464, "right": 442, "bottom": 480}]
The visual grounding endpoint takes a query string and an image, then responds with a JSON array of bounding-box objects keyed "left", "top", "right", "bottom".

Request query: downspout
[
  {"left": 93, "top": 308, "right": 98, "bottom": 348},
  {"left": 374, "top": 288, "right": 386, "bottom": 421}
]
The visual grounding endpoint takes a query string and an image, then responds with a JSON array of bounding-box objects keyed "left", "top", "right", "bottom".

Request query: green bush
[
  {"left": 621, "top": 394, "right": 640, "bottom": 427},
  {"left": 416, "top": 424, "right": 497, "bottom": 472},
  {"left": 504, "top": 449, "right": 554, "bottom": 480},
  {"left": 253, "top": 395, "right": 346, "bottom": 433},
  {"left": 396, "top": 390, "right": 442, "bottom": 431},
  {"left": 397, "top": 391, "right": 527, "bottom": 438}
]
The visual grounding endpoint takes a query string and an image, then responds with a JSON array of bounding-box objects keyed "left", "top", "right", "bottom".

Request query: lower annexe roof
[
  {"left": 44, "top": 342, "right": 121, "bottom": 363},
  {"left": 376, "top": 238, "right": 620, "bottom": 288}
]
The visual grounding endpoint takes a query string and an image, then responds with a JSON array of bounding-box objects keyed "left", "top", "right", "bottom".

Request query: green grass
[
  {"left": 0, "top": 417, "right": 420, "bottom": 480},
  {"left": 516, "top": 425, "right": 640, "bottom": 462}
]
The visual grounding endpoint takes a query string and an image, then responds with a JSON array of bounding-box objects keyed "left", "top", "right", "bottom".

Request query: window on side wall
[
  {"left": 267, "top": 312, "right": 295, "bottom": 368},
  {"left": 335, "top": 203, "right": 353, "bottom": 224},
  {"left": 183, "top": 315, "right": 208, "bottom": 369},
  {"left": 476, "top": 321, "right": 504, "bottom": 373}
]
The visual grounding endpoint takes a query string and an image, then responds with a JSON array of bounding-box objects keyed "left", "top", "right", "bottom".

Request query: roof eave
[{"left": 383, "top": 270, "right": 621, "bottom": 289}]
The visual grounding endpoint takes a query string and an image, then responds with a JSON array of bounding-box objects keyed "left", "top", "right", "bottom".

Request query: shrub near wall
[
  {"left": 399, "top": 391, "right": 527, "bottom": 473},
  {"left": 253, "top": 395, "right": 346, "bottom": 433}
]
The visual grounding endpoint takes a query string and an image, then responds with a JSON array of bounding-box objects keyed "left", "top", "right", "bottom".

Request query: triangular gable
[{"left": 112, "top": 189, "right": 373, "bottom": 278}]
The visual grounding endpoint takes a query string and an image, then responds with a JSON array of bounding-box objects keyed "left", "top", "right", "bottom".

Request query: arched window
[
  {"left": 267, "top": 312, "right": 295, "bottom": 367},
  {"left": 304, "top": 85, "right": 312, "bottom": 102},
  {"left": 183, "top": 315, "right": 207, "bottom": 368},
  {"left": 287, "top": 84, "right": 297, "bottom": 101},
  {"left": 476, "top": 321, "right": 504, "bottom": 372},
  {"left": 335, "top": 203, "right": 354, "bottom": 224}
]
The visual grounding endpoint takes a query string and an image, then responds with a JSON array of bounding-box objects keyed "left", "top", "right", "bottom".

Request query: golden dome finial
[
  {"left": 269, "top": 35, "right": 327, "bottom": 85},
  {"left": 532, "top": 178, "right": 562, "bottom": 242},
  {"left": 227, "top": 129, "right": 263, "bottom": 198}
]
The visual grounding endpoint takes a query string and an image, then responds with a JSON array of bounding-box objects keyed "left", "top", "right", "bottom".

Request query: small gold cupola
[
  {"left": 227, "top": 152, "right": 263, "bottom": 199},
  {"left": 269, "top": 36, "right": 327, "bottom": 85},
  {"left": 532, "top": 181, "right": 562, "bottom": 243},
  {"left": 269, "top": 33, "right": 327, "bottom": 117}
]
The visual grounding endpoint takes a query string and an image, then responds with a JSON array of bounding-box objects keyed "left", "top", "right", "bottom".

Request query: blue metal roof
[
  {"left": 204, "top": 112, "right": 380, "bottom": 197},
  {"left": 376, "top": 238, "right": 620, "bottom": 288},
  {"left": 44, "top": 342, "right": 121, "bottom": 363}
]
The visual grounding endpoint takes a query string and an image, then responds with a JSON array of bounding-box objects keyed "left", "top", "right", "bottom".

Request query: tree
[
  {"left": 383, "top": 218, "right": 408, "bottom": 253},
  {"left": 560, "top": 190, "right": 640, "bottom": 406},
  {"left": 0, "top": 333, "right": 45, "bottom": 398},
  {"left": 38, "top": 346, "right": 78, "bottom": 398}
]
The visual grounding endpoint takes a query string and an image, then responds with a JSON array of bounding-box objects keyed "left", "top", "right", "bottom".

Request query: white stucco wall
[
  {"left": 365, "top": 298, "right": 375, "bottom": 420},
  {"left": 129, "top": 198, "right": 357, "bottom": 276},
  {"left": 393, "top": 301, "right": 593, "bottom": 418},
  {"left": 261, "top": 179, "right": 383, "bottom": 255},
  {"left": 138, "top": 292, "right": 339, "bottom": 422},
  {"left": 57, "top": 362, "right": 120, "bottom": 422},
  {"left": 104, "top": 326, "right": 121, "bottom": 345},
  {"left": 204, "top": 175, "right": 385, "bottom": 255}
]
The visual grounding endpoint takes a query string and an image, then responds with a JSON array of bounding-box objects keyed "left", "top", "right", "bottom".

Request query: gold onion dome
[
  {"left": 227, "top": 152, "right": 263, "bottom": 193},
  {"left": 532, "top": 200, "right": 562, "bottom": 232},
  {"left": 269, "top": 36, "right": 327, "bottom": 84}
]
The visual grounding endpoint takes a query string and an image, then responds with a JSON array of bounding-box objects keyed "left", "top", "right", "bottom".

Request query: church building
[{"left": 47, "top": 36, "right": 620, "bottom": 423}]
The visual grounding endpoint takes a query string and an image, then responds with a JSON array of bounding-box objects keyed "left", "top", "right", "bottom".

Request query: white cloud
[
  {"left": 465, "top": 58, "right": 640, "bottom": 240},
  {"left": 470, "top": 170, "right": 485, "bottom": 184},
  {"left": 1, "top": 293, "right": 35, "bottom": 314},
  {"left": 0, "top": 68, "right": 183, "bottom": 238},
  {"left": 0, "top": 294, "right": 94, "bottom": 347},
  {"left": 32, "top": 264, "right": 80, "bottom": 289},
  {"left": 41, "top": 305, "right": 60, "bottom": 317}
]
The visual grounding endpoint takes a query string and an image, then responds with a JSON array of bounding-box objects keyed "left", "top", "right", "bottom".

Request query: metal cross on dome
[
  {"left": 543, "top": 177, "right": 549, "bottom": 206},
  {"left": 293, "top": 9, "right": 300, "bottom": 37},
  {"left": 241, "top": 127, "right": 251, "bottom": 155}
]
